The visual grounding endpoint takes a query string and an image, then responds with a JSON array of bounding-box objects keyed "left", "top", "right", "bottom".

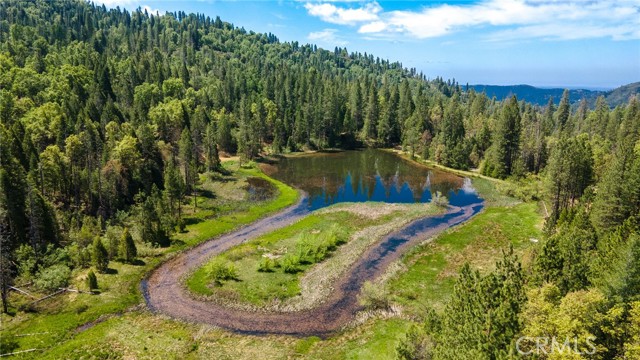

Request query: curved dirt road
[{"left": 143, "top": 195, "right": 483, "bottom": 337}]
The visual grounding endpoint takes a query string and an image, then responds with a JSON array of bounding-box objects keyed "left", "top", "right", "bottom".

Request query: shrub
[
  {"left": 15, "top": 244, "right": 37, "bottom": 280},
  {"left": 92, "top": 237, "right": 109, "bottom": 273},
  {"left": 281, "top": 254, "right": 301, "bottom": 274},
  {"left": 432, "top": 191, "right": 449, "bottom": 207},
  {"left": 86, "top": 270, "right": 98, "bottom": 292},
  {"left": 41, "top": 244, "right": 71, "bottom": 268},
  {"left": 358, "top": 281, "right": 391, "bottom": 310},
  {"left": 296, "top": 240, "right": 316, "bottom": 265},
  {"left": 104, "top": 225, "right": 121, "bottom": 260},
  {"left": 320, "top": 225, "right": 348, "bottom": 251},
  {"left": 118, "top": 227, "right": 137, "bottom": 263},
  {"left": 34, "top": 264, "right": 71, "bottom": 292},
  {"left": 396, "top": 324, "right": 435, "bottom": 360},
  {"left": 207, "top": 260, "right": 238, "bottom": 286},
  {"left": 257, "top": 257, "right": 277, "bottom": 272}
]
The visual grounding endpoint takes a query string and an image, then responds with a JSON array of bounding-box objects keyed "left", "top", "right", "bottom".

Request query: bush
[
  {"left": 34, "top": 264, "right": 71, "bottom": 292},
  {"left": 15, "top": 244, "right": 37, "bottom": 280},
  {"left": 86, "top": 270, "right": 98, "bottom": 292},
  {"left": 396, "top": 324, "right": 434, "bottom": 360},
  {"left": 104, "top": 225, "right": 122, "bottom": 260},
  {"left": 358, "top": 281, "right": 391, "bottom": 310},
  {"left": 432, "top": 191, "right": 450, "bottom": 207},
  {"left": 206, "top": 260, "right": 238, "bottom": 286},
  {"left": 320, "top": 225, "right": 347, "bottom": 250},
  {"left": 92, "top": 237, "right": 109, "bottom": 273},
  {"left": 281, "top": 254, "right": 301, "bottom": 274},
  {"left": 257, "top": 257, "right": 277, "bottom": 272},
  {"left": 68, "top": 243, "right": 91, "bottom": 268},
  {"left": 296, "top": 239, "right": 316, "bottom": 265},
  {"left": 118, "top": 227, "right": 137, "bottom": 263}
]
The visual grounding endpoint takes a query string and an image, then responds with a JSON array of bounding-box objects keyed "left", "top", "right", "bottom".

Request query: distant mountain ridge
[{"left": 470, "top": 82, "right": 640, "bottom": 107}]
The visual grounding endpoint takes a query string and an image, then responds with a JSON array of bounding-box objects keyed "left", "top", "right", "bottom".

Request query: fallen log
[
  {"left": 29, "top": 289, "right": 66, "bottom": 305},
  {"left": 9, "top": 286, "right": 37, "bottom": 299}
]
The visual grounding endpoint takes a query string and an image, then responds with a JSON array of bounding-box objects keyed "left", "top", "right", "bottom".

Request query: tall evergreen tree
[
  {"left": 118, "top": 227, "right": 137, "bottom": 263},
  {"left": 484, "top": 96, "right": 521, "bottom": 178},
  {"left": 555, "top": 89, "right": 571, "bottom": 132},
  {"left": 92, "top": 237, "right": 109, "bottom": 273},
  {"left": 361, "top": 82, "right": 379, "bottom": 141},
  {"left": 546, "top": 135, "right": 594, "bottom": 225}
]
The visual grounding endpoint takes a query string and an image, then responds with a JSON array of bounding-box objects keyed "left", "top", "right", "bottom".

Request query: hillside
[
  {"left": 471, "top": 82, "right": 639, "bottom": 107},
  {"left": 605, "top": 82, "right": 640, "bottom": 107}
]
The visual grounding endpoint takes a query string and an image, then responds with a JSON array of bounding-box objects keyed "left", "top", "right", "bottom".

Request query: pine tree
[
  {"left": 86, "top": 270, "right": 98, "bottom": 292},
  {"left": 361, "top": 82, "right": 378, "bottom": 141},
  {"left": 0, "top": 207, "right": 13, "bottom": 313},
  {"left": 440, "top": 94, "right": 467, "bottom": 169},
  {"left": 348, "top": 81, "right": 363, "bottom": 133},
  {"left": 546, "top": 135, "right": 593, "bottom": 225},
  {"left": 377, "top": 84, "right": 399, "bottom": 146},
  {"left": 397, "top": 80, "right": 414, "bottom": 135},
  {"left": 179, "top": 127, "right": 195, "bottom": 192},
  {"left": 590, "top": 139, "right": 639, "bottom": 232},
  {"left": 542, "top": 97, "right": 556, "bottom": 136},
  {"left": 204, "top": 122, "right": 220, "bottom": 172},
  {"left": 418, "top": 248, "right": 526, "bottom": 358},
  {"left": 118, "top": 227, "right": 137, "bottom": 263},
  {"left": 555, "top": 89, "right": 570, "bottom": 132},
  {"left": 485, "top": 96, "right": 521, "bottom": 178},
  {"left": 163, "top": 157, "right": 184, "bottom": 221},
  {"left": 92, "top": 237, "right": 109, "bottom": 273},
  {"left": 214, "top": 109, "right": 234, "bottom": 154}
]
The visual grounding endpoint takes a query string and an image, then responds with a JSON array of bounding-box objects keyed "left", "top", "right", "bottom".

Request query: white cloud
[
  {"left": 93, "top": 0, "right": 135, "bottom": 7},
  {"left": 304, "top": 2, "right": 381, "bottom": 25},
  {"left": 306, "top": 0, "right": 640, "bottom": 41},
  {"left": 308, "top": 28, "right": 349, "bottom": 46},
  {"left": 142, "top": 5, "right": 162, "bottom": 16},
  {"left": 358, "top": 21, "right": 387, "bottom": 34},
  {"left": 93, "top": 1, "right": 162, "bottom": 15}
]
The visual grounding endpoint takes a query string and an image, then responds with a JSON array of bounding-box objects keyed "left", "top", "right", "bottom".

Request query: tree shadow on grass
[
  {"left": 183, "top": 217, "right": 204, "bottom": 226},
  {"left": 198, "top": 189, "right": 216, "bottom": 199},
  {"left": 131, "top": 259, "right": 146, "bottom": 266},
  {"left": 172, "top": 239, "right": 186, "bottom": 247},
  {"left": 0, "top": 335, "right": 19, "bottom": 355}
]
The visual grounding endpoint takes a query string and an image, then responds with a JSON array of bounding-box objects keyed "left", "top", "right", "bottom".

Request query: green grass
[
  {"left": 186, "top": 213, "right": 331, "bottom": 298},
  {"left": 27, "top": 308, "right": 412, "bottom": 360},
  {"left": 176, "top": 166, "right": 299, "bottom": 248},
  {"left": 388, "top": 201, "right": 542, "bottom": 314},
  {"left": 187, "top": 203, "right": 443, "bottom": 308}
]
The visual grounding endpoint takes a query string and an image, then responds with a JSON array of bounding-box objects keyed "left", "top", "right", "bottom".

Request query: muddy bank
[{"left": 143, "top": 196, "right": 483, "bottom": 337}]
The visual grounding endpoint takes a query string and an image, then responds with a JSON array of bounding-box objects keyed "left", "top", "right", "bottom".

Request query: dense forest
[{"left": 0, "top": 1, "right": 639, "bottom": 358}]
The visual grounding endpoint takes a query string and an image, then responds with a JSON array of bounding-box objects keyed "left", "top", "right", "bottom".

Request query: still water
[{"left": 262, "top": 149, "right": 482, "bottom": 211}]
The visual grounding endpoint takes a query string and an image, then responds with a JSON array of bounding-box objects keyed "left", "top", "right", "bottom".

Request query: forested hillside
[
  {"left": 1, "top": 1, "right": 639, "bottom": 358},
  {"left": 471, "top": 82, "right": 640, "bottom": 107}
]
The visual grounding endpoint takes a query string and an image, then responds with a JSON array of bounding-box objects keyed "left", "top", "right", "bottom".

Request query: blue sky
[{"left": 96, "top": 0, "right": 640, "bottom": 89}]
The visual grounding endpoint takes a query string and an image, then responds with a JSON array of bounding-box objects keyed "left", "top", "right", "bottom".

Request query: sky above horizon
[{"left": 96, "top": 0, "right": 640, "bottom": 89}]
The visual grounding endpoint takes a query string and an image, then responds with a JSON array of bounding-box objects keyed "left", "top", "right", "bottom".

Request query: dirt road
[{"left": 143, "top": 195, "right": 483, "bottom": 337}]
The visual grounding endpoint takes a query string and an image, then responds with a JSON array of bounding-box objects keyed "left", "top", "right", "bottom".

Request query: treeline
[
  {"left": 0, "top": 0, "right": 638, "bottom": 329},
  {"left": 396, "top": 86, "right": 640, "bottom": 359}
]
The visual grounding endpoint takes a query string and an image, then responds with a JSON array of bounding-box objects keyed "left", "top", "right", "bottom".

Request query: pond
[
  {"left": 261, "top": 149, "right": 482, "bottom": 211},
  {"left": 245, "top": 177, "right": 276, "bottom": 202}
]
